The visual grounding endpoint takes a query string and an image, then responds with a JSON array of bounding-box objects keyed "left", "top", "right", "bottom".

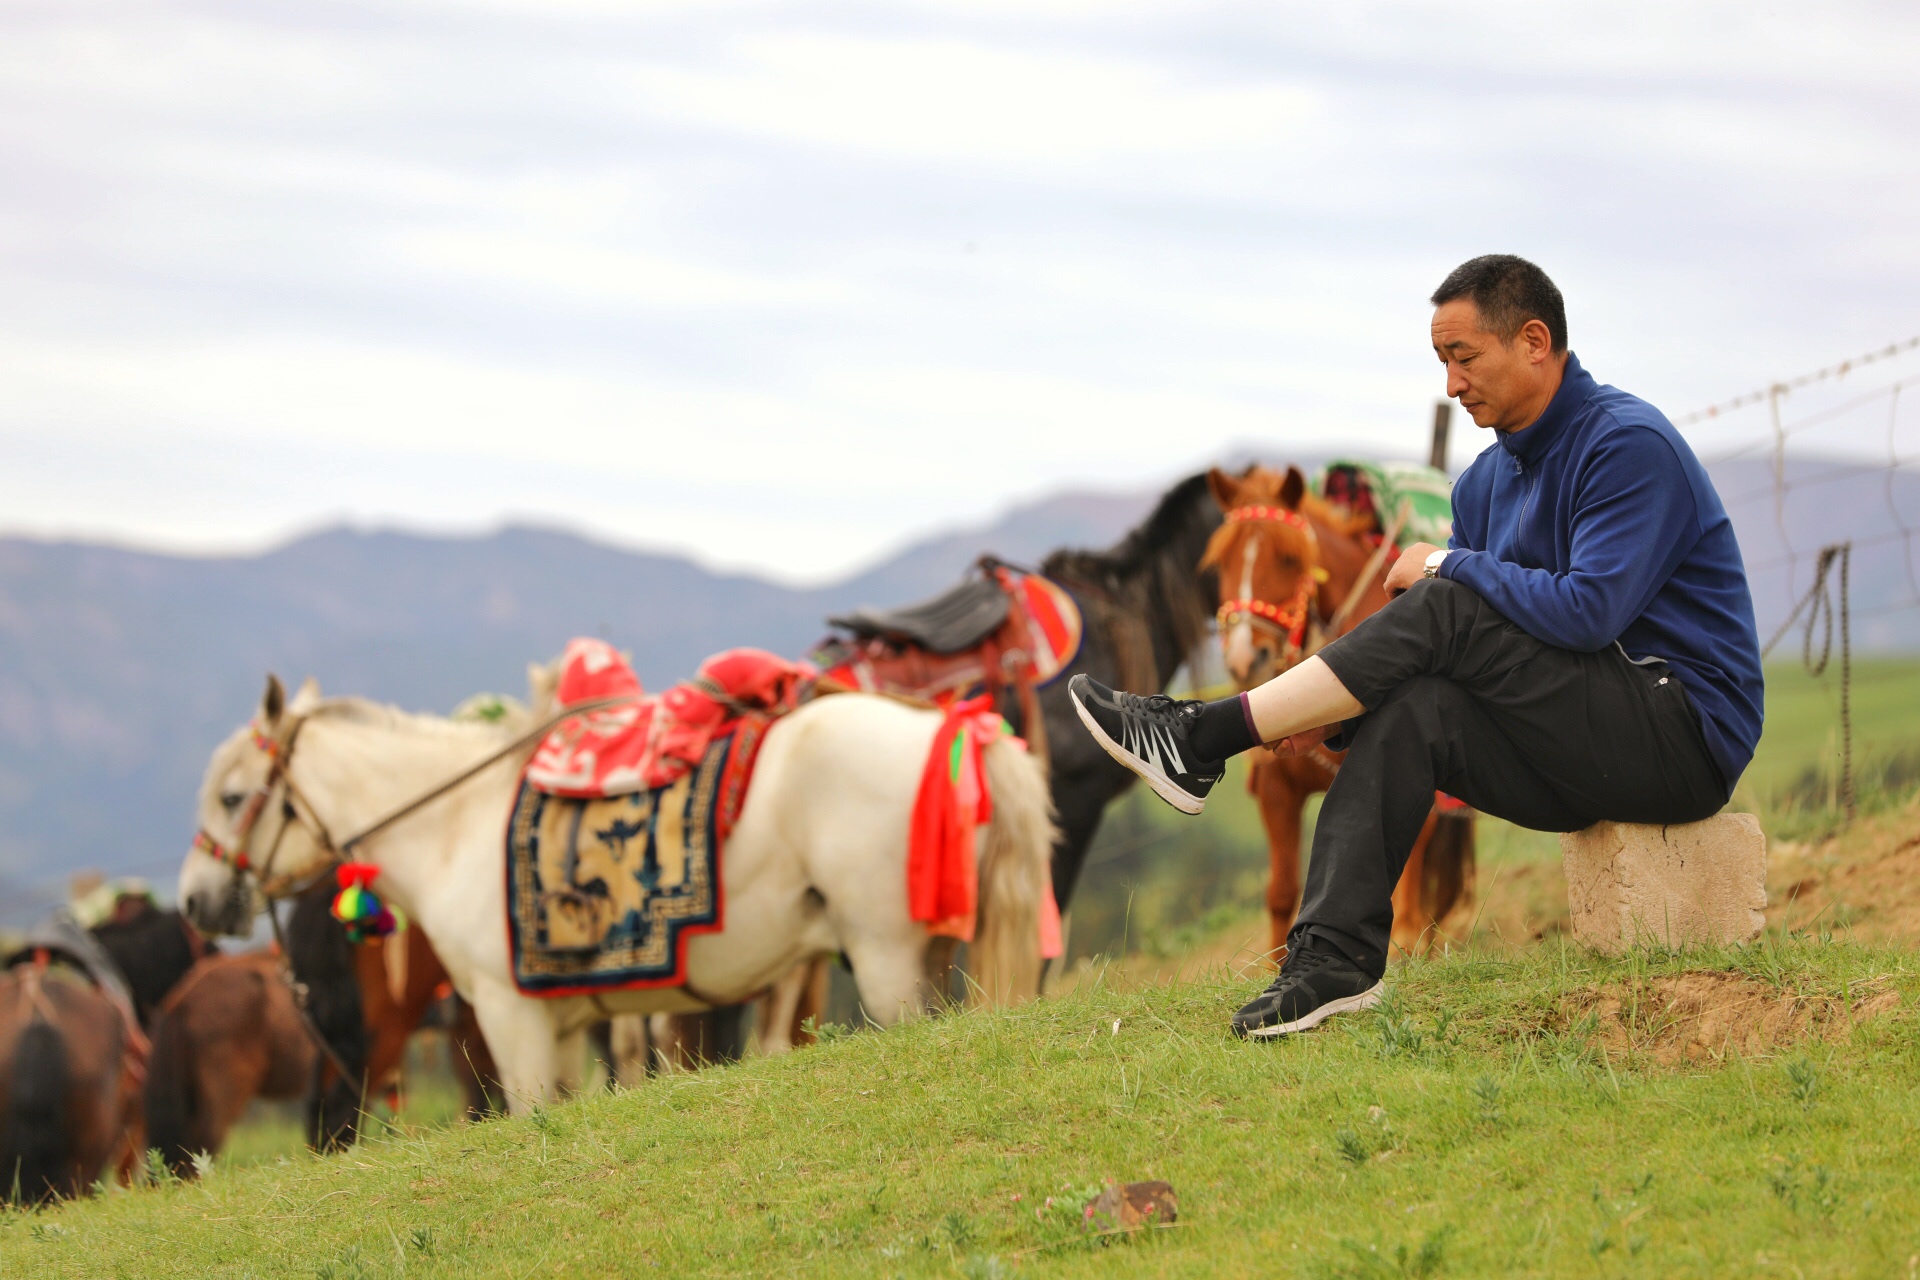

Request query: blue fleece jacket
[{"left": 1438, "top": 353, "right": 1763, "bottom": 792}]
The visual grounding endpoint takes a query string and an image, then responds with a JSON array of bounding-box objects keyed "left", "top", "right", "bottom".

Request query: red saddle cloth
[{"left": 527, "top": 639, "right": 810, "bottom": 805}]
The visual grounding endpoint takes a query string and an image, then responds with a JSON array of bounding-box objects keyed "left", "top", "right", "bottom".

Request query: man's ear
[
  {"left": 1206, "top": 467, "right": 1240, "bottom": 512},
  {"left": 1520, "top": 317, "right": 1555, "bottom": 365}
]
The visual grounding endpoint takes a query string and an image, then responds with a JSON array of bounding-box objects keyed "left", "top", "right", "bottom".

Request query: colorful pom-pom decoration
[{"left": 331, "top": 861, "right": 397, "bottom": 943}]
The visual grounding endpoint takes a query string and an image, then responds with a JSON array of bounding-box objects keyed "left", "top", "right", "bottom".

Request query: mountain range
[{"left": 2, "top": 452, "right": 1913, "bottom": 923}]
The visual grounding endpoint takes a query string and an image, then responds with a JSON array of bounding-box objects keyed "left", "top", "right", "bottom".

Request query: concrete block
[{"left": 1560, "top": 814, "right": 1768, "bottom": 955}]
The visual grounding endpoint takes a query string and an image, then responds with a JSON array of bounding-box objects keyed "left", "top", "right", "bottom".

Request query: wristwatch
[{"left": 1423, "top": 549, "right": 1450, "bottom": 579}]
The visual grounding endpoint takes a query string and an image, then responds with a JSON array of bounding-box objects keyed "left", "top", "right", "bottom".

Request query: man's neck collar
[{"left": 1499, "top": 352, "right": 1590, "bottom": 461}]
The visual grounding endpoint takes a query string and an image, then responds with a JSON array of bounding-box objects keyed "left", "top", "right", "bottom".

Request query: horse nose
[{"left": 184, "top": 891, "right": 209, "bottom": 929}]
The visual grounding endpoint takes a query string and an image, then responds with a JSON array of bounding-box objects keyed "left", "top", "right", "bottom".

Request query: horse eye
[{"left": 220, "top": 792, "right": 245, "bottom": 813}]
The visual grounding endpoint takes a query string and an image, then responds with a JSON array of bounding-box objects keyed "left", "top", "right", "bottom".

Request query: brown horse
[
  {"left": 1203, "top": 465, "right": 1475, "bottom": 960},
  {"left": 145, "top": 951, "right": 317, "bottom": 1175},
  {"left": 0, "top": 960, "right": 144, "bottom": 1203}
]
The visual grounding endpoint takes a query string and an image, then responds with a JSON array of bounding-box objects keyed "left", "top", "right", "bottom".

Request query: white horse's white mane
[{"left": 307, "top": 696, "right": 518, "bottom": 739}]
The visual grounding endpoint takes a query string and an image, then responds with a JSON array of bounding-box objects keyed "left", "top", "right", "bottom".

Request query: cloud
[{"left": 0, "top": 0, "right": 1916, "bottom": 581}]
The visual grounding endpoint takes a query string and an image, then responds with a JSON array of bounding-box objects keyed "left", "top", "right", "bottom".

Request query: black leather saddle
[{"left": 827, "top": 576, "right": 1011, "bottom": 654}]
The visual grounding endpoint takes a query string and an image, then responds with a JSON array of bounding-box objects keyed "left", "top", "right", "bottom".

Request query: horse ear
[
  {"left": 1280, "top": 465, "right": 1307, "bottom": 510},
  {"left": 1206, "top": 467, "right": 1239, "bottom": 512},
  {"left": 288, "top": 677, "right": 322, "bottom": 717},
  {"left": 527, "top": 661, "right": 558, "bottom": 713},
  {"left": 260, "top": 674, "right": 286, "bottom": 728}
]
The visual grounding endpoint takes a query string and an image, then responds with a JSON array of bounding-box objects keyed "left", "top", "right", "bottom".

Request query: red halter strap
[
  {"left": 1223, "top": 504, "right": 1310, "bottom": 530},
  {"left": 1216, "top": 505, "right": 1319, "bottom": 656}
]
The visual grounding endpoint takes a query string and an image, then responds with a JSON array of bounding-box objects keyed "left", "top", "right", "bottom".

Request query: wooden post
[{"left": 1429, "top": 401, "right": 1453, "bottom": 473}]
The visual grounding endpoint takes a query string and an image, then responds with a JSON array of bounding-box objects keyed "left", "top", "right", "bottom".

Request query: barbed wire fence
[{"left": 1680, "top": 335, "right": 1920, "bottom": 824}]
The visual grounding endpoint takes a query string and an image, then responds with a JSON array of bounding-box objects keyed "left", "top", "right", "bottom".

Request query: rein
[{"left": 191, "top": 691, "right": 640, "bottom": 1092}]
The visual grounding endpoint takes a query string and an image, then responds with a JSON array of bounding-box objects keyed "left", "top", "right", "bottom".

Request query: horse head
[
  {"left": 1201, "top": 465, "right": 1321, "bottom": 688},
  {"left": 179, "top": 674, "right": 332, "bottom": 937}
]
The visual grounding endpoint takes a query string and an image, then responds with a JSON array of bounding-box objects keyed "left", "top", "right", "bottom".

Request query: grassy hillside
[{"left": 10, "top": 934, "right": 1919, "bottom": 1278}]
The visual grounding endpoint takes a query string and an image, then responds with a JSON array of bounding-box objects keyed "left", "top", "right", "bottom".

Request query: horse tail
[
  {"left": 970, "top": 735, "right": 1058, "bottom": 1007},
  {"left": 143, "top": 1002, "right": 200, "bottom": 1178},
  {"left": 1422, "top": 808, "right": 1477, "bottom": 928},
  {"left": 4, "top": 1000, "right": 71, "bottom": 1205}
]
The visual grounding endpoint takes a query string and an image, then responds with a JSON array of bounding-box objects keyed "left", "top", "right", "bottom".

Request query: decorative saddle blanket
[
  {"left": 507, "top": 720, "right": 771, "bottom": 995},
  {"left": 508, "top": 639, "right": 802, "bottom": 995}
]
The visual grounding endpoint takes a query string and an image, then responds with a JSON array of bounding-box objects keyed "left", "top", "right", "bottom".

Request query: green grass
[
  {"left": 10, "top": 938, "right": 1920, "bottom": 1278},
  {"left": 1739, "top": 659, "right": 1920, "bottom": 835}
]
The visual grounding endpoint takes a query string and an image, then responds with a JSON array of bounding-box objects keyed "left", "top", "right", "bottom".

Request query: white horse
[{"left": 177, "top": 675, "right": 1053, "bottom": 1110}]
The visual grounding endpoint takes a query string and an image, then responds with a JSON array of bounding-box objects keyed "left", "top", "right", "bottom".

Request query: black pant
[{"left": 1296, "top": 577, "right": 1730, "bottom": 976}]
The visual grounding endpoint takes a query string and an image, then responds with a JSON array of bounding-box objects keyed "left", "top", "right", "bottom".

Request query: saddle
[
  {"left": 816, "top": 559, "right": 1084, "bottom": 758},
  {"left": 829, "top": 577, "right": 1011, "bottom": 655}
]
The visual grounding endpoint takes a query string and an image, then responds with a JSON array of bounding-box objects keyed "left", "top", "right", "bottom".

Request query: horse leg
[
  {"left": 843, "top": 936, "right": 928, "bottom": 1029},
  {"left": 553, "top": 1027, "right": 589, "bottom": 1098},
  {"left": 468, "top": 980, "right": 561, "bottom": 1113},
  {"left": 608, "top": 1014, "right": 652, "bottom": 1088},
  {"left": 1390, "top": 806, "right": 1443, "bottom": 957},
  {"left": 755, "top": 960, "right": 817, "bottom": 1057},
  {"left": 1250, "top": 760, "right": 1307, "bottom": 964}
]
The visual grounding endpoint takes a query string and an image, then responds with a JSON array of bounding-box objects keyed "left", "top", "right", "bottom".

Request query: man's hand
[
  {"left": 1383, "top": 540, "right": 1443, "bottom": 597},
  {"left": 1263, "top": 723, "right": 1337, "bottom": 761}
]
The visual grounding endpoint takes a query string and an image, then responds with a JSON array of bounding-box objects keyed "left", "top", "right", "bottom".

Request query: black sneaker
[
  {"left": 1231, "top": 944, "right": 1383, "bottom": 1039},
  {"left": 1067, "top": 675, "right": 1223, "bottom": 815}
]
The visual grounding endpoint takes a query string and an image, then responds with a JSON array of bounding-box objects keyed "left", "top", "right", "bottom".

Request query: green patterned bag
[{"left": 1312, "top": 459, "right": 1454, "bottom": 550}]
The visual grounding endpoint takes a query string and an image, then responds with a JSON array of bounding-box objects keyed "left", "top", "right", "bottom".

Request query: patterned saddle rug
[
  {"left": 507, "top": 721, "right": 768, "bottom": 995},
  {"left": 507, "top": 639, "right": 802, "bottom": 996}
]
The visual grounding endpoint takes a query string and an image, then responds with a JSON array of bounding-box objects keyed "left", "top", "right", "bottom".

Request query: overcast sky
[{"left": 2, "top": 1, "right": 1916, "bottom": 582}]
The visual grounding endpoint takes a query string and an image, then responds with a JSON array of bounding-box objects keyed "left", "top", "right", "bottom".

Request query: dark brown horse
[
  {"left": 1204, "top": 465, "right": 1475, "bottom": 959},
  {"left": 145, "top": 950, "right": 317, "bottom": 1175},
  {"left": 1031, "top": 473, "right": 1224, "bottom": 910},
  {"left": 0, "top": 960, "right": 144, "bottom": 1203}
]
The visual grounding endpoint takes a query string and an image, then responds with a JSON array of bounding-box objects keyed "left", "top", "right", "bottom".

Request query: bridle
[
  {"left": 1214, "top": 504, "right": 1323, "bottom": 671},
  {"left": 193, "top": 693, "right": 642, "bottom": 897},
  {"left": 189, "top": 691, "right": 639, "bottom": 1085}
]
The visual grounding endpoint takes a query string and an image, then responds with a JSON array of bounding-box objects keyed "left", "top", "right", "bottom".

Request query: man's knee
[{"left": 1354, "top": 675, "right": 1461, "bottom": 738}]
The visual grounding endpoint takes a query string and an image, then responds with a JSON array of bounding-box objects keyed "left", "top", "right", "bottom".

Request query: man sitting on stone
[{"left": 1070, "top": 254, "right": 1764, "bottom": 1039}]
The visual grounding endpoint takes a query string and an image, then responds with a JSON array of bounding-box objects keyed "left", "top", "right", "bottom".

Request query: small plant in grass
[
  {"left": 941, "top": 1211, "right": 975, "bottom": 1250},
  {"left": 313, "top": 1245, "right": 372, "bottom": 1280},
  {"left": 30, "top": 1221, "right": 72, "bottom": 1243},
  {"left": 143, "top": 1148, "right": 179, "bottom": 1187},
  {"left": 800, "top": 1015, "right": 853, "bottom": 1043},
  {"left": 1334, "top": 1128, "right": 1371, "bottom": 1166},
  {"left": 961, "top": 1254, "right": 1009, "bottom": 1279},
  {"left": 189, "top": 1150, "right": 216, "bottom": 1180},
  {"left": 1784, "top": 1055, "right": 1820, "bottom": 1108},
  {"left": 1768, "top": 1155, "right": 1841, "bottom": 1216},
  {"left": 1320, "top": 1226, "right": 1450, "bottom": 1278},
  {"left": 409, "top": 1225, "right": 435, "bottom": 1256},
  {"left": 1469, "top": 1074, "right": 1504, "bottom": 1125},
  {"left": 1372, "top": 990, "right": 1427, "bottom": 1058}
]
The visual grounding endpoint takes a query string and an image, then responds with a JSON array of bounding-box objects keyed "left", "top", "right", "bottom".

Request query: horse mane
[
  {"left": 1041, "top": 472, "right": 1222, "bottom": 680},
  {"left": 309, "top": 697, "right": 513, "bottom": 740}
]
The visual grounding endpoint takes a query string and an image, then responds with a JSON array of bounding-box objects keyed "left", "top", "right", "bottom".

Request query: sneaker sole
[
  {"left": 1239, "top": 981, "right": 1384, "bottom": 1039},
  {"left": 1069, "top": 687, "right": 1207, "bottom": 816}
]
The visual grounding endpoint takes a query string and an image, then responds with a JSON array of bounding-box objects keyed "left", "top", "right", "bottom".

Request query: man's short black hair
[{"left": 1430, "top": 255, "right": 1567, "bottom": 353}]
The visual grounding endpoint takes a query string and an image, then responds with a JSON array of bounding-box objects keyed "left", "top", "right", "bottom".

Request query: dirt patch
[
  {"left": 1564, "top": 970, "right": 1901, "bottom": 1066},
  {"left": 1766, "top": 799, "right": 1920, "bottom": 943}
]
